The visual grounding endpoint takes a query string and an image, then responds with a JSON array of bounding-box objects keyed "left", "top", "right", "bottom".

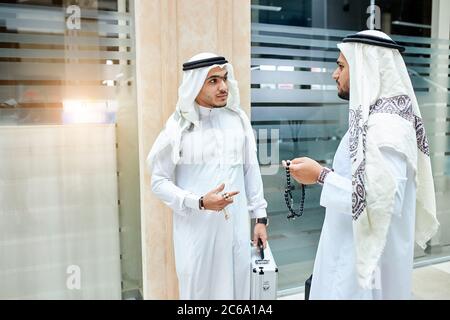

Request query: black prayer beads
[{"left": 284, "top": 160, "right": 305, "bottom": 220}]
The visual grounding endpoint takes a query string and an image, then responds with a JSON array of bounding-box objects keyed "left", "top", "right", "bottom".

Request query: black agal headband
[
  {"left": 182, "top": 56, "right": 228, "bottom": 71},
  {"left": 342, "top": 33, "right": 405, "bottom": 52}
]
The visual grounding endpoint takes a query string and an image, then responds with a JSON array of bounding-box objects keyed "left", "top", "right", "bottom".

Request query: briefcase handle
[{"left": 258, "top": 238, "right": 265, "bottom": 260}]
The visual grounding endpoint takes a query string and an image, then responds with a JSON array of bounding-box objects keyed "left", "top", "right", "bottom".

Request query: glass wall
[
  {"left": 251, "top": 0, "right": 450, "bottom": 293},
  {"left": 0, "top": 0, "right": 142, "bottom": 299}
]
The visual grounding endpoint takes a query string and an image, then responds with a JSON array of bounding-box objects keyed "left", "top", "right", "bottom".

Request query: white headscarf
[
  {"left": 146, "top": 52, "right": 256, "bottom": 168},
  {"left": 338, "top": 30, "right": 440, "bottom": 288}
]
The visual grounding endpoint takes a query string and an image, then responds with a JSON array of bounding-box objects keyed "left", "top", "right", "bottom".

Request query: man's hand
[
  {"left": 253, "top": 223, "right": 268, "bottom": 249},
  {"left": 202, "top": 183, "right": 239, "bottom": 211},
  {"left": 282, "top": 157, "right": 323, "bottom": 185}
]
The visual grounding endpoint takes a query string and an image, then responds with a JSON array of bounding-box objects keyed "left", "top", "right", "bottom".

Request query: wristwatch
[
  {"left": 199, "top": 196, "right": 205, "bottom": 210},
  {"left": 255, "top": 217, "right": 269, "bottom": 227}
]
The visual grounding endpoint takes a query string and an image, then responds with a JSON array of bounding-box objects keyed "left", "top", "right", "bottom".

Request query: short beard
[{"left": 338, "top": 90, "right": 349, "bottom": 100}]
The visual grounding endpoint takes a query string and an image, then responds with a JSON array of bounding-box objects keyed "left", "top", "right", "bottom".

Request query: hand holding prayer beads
[
  {"left": 283, "top": 160, "right": 306, "bottom": 220},
  {"left": 283, "top": 157, "right": 323, "bottom": 185},
  {"left": 202, "top": 183, "right": 239, "bottom": 212}
]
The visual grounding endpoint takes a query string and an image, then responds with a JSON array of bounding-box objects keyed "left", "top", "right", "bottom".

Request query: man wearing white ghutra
[
  {"left": 284, "top": 30, "right": 439, "bottom": 299},
  {"left": 147, "top": 53, "right": 268, "bottom": 299}
]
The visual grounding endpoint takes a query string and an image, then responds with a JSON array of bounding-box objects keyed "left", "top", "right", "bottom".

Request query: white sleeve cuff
[
  {"left": 250, "top": 208, "right": 267, "bottom": 219},
  {"left": 183, "top": 193, "right": 200, "bottom": 210},
  {"left": 320, "top": 171, "right": 352, "bottom": 215}
]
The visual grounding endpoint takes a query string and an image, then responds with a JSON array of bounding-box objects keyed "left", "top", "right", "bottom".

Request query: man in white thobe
[
  {"left": 147, "top": 53, "right": 268, "bottom": 300},
  {"left": 284, "top": 30, "right": 439, "bottom": 299}
]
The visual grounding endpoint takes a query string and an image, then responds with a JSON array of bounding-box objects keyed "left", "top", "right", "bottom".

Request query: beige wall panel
[{"left": 135, "top": 0, "right": 251, "bottom": 299}]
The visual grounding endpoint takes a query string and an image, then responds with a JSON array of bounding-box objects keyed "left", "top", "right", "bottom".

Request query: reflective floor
[
  {"left": 278, "top": 261, "right": 450, "bottom": 300},
  {"left": 412, "top": 261, "right": 450, "bottom": 300}
]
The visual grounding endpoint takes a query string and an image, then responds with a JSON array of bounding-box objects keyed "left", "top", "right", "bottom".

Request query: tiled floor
[
  {"left": 279, "top": 261, "right": 450, "bottom": 300},
  {"left": 279, "top": 291, "right": 305, "bottom": 300},
  {"left": 412, "top": 261, "right": 450, "bottom": 299}
]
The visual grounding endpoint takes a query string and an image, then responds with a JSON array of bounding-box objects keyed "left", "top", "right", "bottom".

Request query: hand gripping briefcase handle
[{"left": 258, "top": 238, "right": 265, "bottom": 260}]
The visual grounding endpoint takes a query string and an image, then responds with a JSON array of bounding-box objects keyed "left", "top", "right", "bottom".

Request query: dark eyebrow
[{"left": 206, "top": 72, "right": 228, "bottom": 81}]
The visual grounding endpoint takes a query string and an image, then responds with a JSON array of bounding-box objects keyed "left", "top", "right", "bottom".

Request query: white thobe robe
[
  {"left": 310, "top": 130, "right": 416, "bottom": 300},
  {"left": 151, "top": 106, "right": 267, "bottom": 300}
]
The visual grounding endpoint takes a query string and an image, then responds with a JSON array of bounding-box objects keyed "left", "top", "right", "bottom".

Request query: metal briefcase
[{"left": 250, "top": 241, "right": 278, "bottom": 300}]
